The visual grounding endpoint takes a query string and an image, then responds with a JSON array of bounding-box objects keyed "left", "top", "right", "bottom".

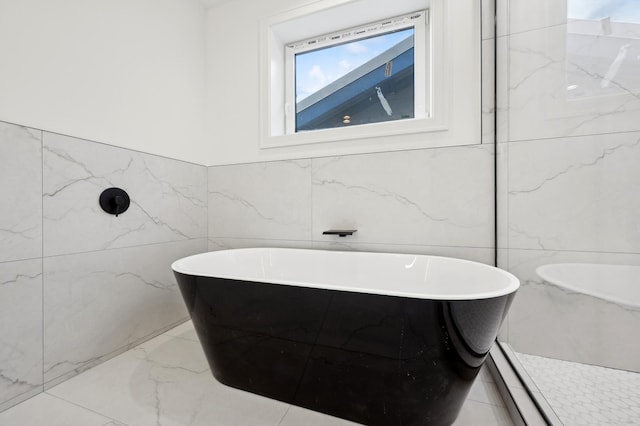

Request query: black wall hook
[{"left": 99, "top": 188, "right": 130, "bottom": 217}]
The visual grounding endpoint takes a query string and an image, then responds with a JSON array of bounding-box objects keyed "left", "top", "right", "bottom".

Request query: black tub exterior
[{"left": 175, "top": 272, "right": 514, "bottom": 426}]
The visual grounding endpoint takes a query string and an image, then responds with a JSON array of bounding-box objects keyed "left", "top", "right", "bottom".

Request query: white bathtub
[
  {"left": 173, "top": 248, "right": 519, "bottom": 425},
  {"left": 173, "top": 248, "right": 519, "bottom": 300}
]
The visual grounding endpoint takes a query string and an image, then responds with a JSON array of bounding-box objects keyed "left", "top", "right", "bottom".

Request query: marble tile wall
[
  {"left": 0, "top": 121, "right": 207, "bottom": 411},
  {"left": 208, "top": 7, "right": 497, "bottom": 264},
  {"left": 207, "top": 143, "right": 496, "bottom": 265},
  {"left": 497, "top": 0, "right": 640, "bottom": 370},
  {"left": 207, "top": 9, "right": 497, "bottom": 271}
]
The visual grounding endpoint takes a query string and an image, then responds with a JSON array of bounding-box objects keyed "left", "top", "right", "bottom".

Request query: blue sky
[
  {"left": 295, "top": 28, "right": 413, "bottom": 103},
  {"left": 568, "top": 0, "right": 640, "bottom": 23}
]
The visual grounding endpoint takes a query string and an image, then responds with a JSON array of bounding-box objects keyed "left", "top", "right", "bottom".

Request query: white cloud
[
  {"left": 297, "top": 65, "right": 327, "bottom": 101},
  {"left": 345, "top": 42, "right": 369, "bottom": 55},
  {"left": 338, "top": 59, "right": 352, "bottom": 74},
  {"left": 308, "top": 65, "right": 326, "bottom": 85}
]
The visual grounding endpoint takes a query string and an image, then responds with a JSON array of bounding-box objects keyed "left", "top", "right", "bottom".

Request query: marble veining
[
  {"left": 497, "top": 1, "right": 640, "bottom": 423},
  {"left": 506, "top": 248, "right": 640, "bottom": 372},
  {"left": 507, "top": 24, "right": 640, "bottom": 141},
  {"left": 508, "top": 133, "right": 640, "bottom": 253},
  {"left": 48, "top": 333, "right": 291, "bottom": 426},
  {"left": 0, "top": 122, "right": 42, "bottom": 263},
  {"left": 1, "top": 121, "right": 209, "bottom": 412},
  {"left": 312, "top": 146, "right": 494, "bottom": 248},
  {"left": 208, "top": 160, "right": 312, "bottom": 240},
  {"left": 43, "top": 239, "right": 206, "bottom": 386},
  {"left": 0, "top": 259, "right": 43, "bottom": 408},
  {"left": 206, "top": 146, "right": 495, "bottom": 254},
  {"left": 43, "top": 132, "right": 207, "bottom": 257},
  {"left": 0, "top": 321, "right": 512, "bottom": 426}
]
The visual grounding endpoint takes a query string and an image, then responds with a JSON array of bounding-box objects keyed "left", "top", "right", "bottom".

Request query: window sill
[{"left": 260, "top": 117, "right": 447, "bottom": 149}]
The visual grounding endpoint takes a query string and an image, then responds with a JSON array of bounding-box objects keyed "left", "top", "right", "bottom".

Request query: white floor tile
[
  {"left": 47, "top": 333, "right": 289, "bottom": 426},
  {"left": 453, "top": 399, "right": 514, "bottom": 426},
  {"left": 3, "top": 321, "right": 514, "bottom": 426},
  {"left": 279, "top": 405, "right": 361, "bottom": 426},
  {"left": 0, "top": 393, "right": 125, "bottom": 426},
  {"left": 467, "top": 376, "right": 506, "bottom": 407},
  {"left": 162, "top": 319, "right": 199, "bottom": 341},
  {"left": 477, "top": 365, "right": 495, "bottom": 383}
]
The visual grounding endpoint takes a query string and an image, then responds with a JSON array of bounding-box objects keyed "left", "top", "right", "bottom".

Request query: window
[
  {"left": 285, "top": 11, "right": 428, "bottom": 133},
  {"left": 259, "top": 0, "right": 481, "bottom": 152}
]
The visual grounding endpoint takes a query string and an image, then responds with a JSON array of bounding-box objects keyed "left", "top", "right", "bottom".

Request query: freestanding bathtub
[{"left": 172, "top": 248, "right": 519, "bottom": 426}]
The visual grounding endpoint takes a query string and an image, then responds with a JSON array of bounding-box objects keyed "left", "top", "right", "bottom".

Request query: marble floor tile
[
  {"left": 162, "top": 320, "right": 199, "bottom": 342},
  {"left": 452, "top": 400, "right": 514, "bottom": 426},
  {"left": 279, "top": 405, "right": 361, "bottom": 425},
  {"left": 477, "top": 364, "right": 496, "bottom": 383},
  {"left": 0, "top": 393, "right": 125, "bottom": 426},
  {"left": 47, "top": 333, "right": 289, "bottom": 426},
  {"left": 467, "top": 373, "right": 506, "bottom": 407},
  {"left": 4, "top": 321, "right": 513, "bottom": 426}
]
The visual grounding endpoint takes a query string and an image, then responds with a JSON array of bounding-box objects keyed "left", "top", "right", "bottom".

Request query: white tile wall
[
  {"left": 507, "top": 132, "right": 640, "bottom": 252},
  {"left": 208, "top": 145, "right": 496, "bottom": 265},
  {"left": 43, "top": 239, "right": 205, "bottom": 386},
  {"left": 507, "top": 1, "right": 567, "bottom": 35},
  {"left": 208, "top": 160, "right": 312, "bottom": 240},
  {"left": 311, "top": 146, "right": 494, "bottom": 248},
  {"left": 507, "top": 25, "right": 640, "bottom": 142},
  {"left": 507, "top": 248, "right": 640, "bottom": 372},
  {"left": 0, "top": 123, "right": 42, "bottom": 262},
  {"left": 0, "top": 259, "right": 43, "bottom": 410},
  {"left": 497, "top": 0, "right": 640, "bottom": 420},
  {"left": 43, "top": 132, "right": 207, "bottom": 257},
  {"left": 0, "top": 121, "right": 208, "bottom": 410}
]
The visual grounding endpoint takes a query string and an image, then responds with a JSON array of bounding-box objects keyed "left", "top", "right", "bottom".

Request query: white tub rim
[
  {"left": 536, "top": 263, "right": 640, "bottom": 309},
  {"left": 172, "top": 248, "right": 519, "bottom": 301}
]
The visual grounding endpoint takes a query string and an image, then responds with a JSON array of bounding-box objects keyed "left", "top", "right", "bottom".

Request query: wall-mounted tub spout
[
  {"left": 322, "top": 229, "right": 357, "bottom": 237},
  {"left": 99, "top": 187, "right": 130, "bottom": 217}
]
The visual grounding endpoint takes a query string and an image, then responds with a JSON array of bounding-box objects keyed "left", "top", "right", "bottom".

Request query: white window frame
[
  {"left": 259, "top": 0, "right": 481, "bottom": 152},
  {"left": 284, "top": 10, "right": 429, "bottom": 135}
]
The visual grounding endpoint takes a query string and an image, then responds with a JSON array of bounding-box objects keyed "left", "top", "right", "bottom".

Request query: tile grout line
[
  {"left": 276, "top": 404, "right": 292, "bottom": 426},
  {"left": 40, "top": 236, "right": 208, "bottom": 261},
  {"left": 40, "top": 128, "right": 45, "bottom": 399},
  {"left": 43, "top": 392, "right": 131, "bottom": 426},
  {"left": 0, "top": 119, "right": 206, "bottom": 168}
]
